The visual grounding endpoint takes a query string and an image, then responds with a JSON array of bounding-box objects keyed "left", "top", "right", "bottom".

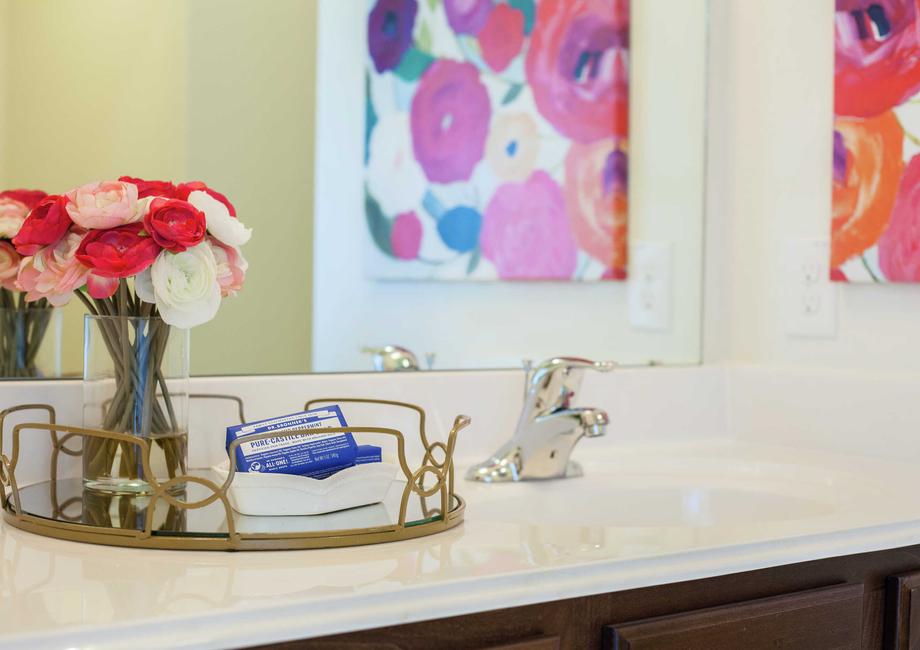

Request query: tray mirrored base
[{"left": 4, "top": 469, "right": 464, "bottom": 551}]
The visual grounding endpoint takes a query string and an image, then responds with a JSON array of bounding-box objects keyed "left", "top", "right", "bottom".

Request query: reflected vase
[
  {"left": 0, "top": 304, "right": 59, "bottom": 378},
  {"left": 82, "top": 488, "right": 187, "bottom": 533},
  {"left": 82, "top": 315, "right": 189, "bottom": 494}
]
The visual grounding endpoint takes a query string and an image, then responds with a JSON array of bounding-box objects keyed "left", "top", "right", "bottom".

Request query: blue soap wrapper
[
  {"left": 300, "top": 445, "right": 383, "bottom": 480},
  {"left": 226, "top": 405, "right": 356, "bottom": 475},
  {"left": 356, "top": 445, "right": 382, "bottom": 464}
]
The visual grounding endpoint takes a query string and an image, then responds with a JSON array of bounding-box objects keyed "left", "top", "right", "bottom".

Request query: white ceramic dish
[{"left": 211, "top": 460, "right": 399, "bottom": 516}]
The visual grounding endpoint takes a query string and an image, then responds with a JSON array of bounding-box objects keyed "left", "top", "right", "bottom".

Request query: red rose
[
  {"left": 0, "top": 189, "right": 47, "bottom": 209},
  {"left": 118, "top": 176, "right": 178, "bottom": 199},
  {"left": 176, "top": 181, "right": 237, "bottom": 217},
  {"left": 75, "top": 223, "right": 162, "bottom": 278},
  {"left": 12, "top": 195, "right": 73, "bottom": 255},
  {"left": 143, "top": 197, "right": 206, "bottom": 252}
]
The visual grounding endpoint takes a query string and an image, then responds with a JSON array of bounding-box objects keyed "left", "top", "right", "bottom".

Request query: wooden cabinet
[
  {"left": 603, "top": 583, "right": 863, "bottom": 650},
  {"left": 263, "top": 544, "right": 920, "bottom": 650}
]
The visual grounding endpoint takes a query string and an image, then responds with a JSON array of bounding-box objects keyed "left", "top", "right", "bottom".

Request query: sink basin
[{"left": 460, "top": 450, "right": 878, "bottom": 528}]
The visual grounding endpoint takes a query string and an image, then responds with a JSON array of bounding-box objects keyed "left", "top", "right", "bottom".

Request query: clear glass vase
[
  {"left": 82, "top": 315, "right": 189, "bottom": 494},
  {"left": 0, "top": 306, "right": 60, "bottom": 378}
]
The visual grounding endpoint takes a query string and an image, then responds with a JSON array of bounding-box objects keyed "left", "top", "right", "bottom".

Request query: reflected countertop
[{"left": 3, "top": 441, "right": 920, "bottom": 650}]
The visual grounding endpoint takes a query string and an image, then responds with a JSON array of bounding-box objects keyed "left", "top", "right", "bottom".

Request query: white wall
[
  {"left": 185, "top": 0, "right": 316, "bottom": 375},
  {"left": 313, "top": 0, "right": 707, "bottom": 371},
  {"left": 705, "top": 0, "right": 920, "bottom": 371}
]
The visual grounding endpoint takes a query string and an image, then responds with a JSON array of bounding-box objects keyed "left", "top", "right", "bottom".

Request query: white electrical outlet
[
  {"left": 784, "top": 239, "right": 837, "bottom": 338},
  {"left": 629, "top": 241, "right": 672, "bottom": 331}
]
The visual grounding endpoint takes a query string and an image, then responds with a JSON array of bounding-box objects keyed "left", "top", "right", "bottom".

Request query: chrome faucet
[{"left": 465, "top": 357, "right": 615, "bottom": 482}]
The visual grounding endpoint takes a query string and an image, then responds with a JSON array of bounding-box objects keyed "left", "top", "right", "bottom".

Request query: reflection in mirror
[
  {"left": 0, "top": 0, "right": 315, "bottom": 379},
  {"left": 0, "top": 0, "right": 707, "bottom": 377}
]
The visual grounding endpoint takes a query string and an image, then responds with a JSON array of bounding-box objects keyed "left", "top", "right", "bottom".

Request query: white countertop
[{"left": 4, "top": 439, "right": 920, "bottom": 650}]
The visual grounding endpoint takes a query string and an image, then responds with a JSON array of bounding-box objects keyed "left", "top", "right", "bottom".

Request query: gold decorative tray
[{"left": 0, "top": 397, "right": 469, "bottom": 551}]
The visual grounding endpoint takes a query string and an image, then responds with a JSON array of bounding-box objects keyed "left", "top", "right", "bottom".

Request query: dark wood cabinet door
[
  {"left": 603, "top": 583, "right": 864, "bottom": 650},
  {"left": 885, "top": 570, "right": 920, "bottom": 649}
]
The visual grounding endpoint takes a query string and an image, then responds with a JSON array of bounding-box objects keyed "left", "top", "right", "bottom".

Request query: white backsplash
[{"left": 3, "top": 364, "right": 919, "bottom": 490}]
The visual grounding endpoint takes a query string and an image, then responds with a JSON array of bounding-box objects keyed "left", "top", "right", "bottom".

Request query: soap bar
[
  {"left": 300, "top": 445, "right": 383, "bottom": 480},
  {"left": 226, "top": 405, "right": 356, "bottom": 475}
]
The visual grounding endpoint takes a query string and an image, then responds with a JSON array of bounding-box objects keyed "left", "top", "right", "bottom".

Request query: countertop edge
[{"left": 10, "top": 518, "right": 920, "bottom": 650}]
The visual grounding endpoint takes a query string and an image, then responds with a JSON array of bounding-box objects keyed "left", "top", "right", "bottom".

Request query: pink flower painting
[
  {"left": 365, "top": 0, "right": 630, "bottom": 281},
  {"left": 832, "top": 0, "right": 920, "bottom": 283}
]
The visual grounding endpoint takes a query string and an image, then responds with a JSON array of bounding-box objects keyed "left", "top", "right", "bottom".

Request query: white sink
[{"left": 460, "top": 448, "right": 885, "bottom": 529}]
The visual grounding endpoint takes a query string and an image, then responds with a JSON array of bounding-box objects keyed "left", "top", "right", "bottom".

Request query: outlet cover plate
[
  {"left": 784, "top": 239, "right": 837, "bottom": 338},
  {"left": 629, "top": 241, "right": 672, "bottom": 331}
]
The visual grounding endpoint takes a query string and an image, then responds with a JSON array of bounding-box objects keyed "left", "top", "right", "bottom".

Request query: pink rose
[
  {"left": 208, "top": 237, "right": 247, "bottom": 297},
  {"left": 0, "top": 241, "right": 20, "bottom": 291},
  {"left": 16, "top": 232, "right": 90, "bottom": 306},
  {"left": 0, "top": 198, "right": 30, "bottom": 239},
  {"left": 65, "top": 180, "right": 142, "bottom": 229}
]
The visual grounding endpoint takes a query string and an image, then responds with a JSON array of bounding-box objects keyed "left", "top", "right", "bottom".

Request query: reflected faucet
[
  {"left": 362, "top": 345, "right": 436, "bottom": 371},
  {"left": 465, "top": 357, "right": 615, "bottom": 482}
]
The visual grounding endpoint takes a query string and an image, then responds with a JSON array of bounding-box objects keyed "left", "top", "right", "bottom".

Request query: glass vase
[
  {"left": 0, "top": 306, "right": 60, "bottom": 378},
  {"left": 82, "top": 315, "right": 189, "bottom": 494}
]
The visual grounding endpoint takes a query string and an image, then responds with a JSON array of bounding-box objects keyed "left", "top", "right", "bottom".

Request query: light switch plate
[
  {"left": 629, "top": 241, "right": 672, "bottom": 331},
  {"left": 784, "top": 239, "right": 837, "bottom": 338}
]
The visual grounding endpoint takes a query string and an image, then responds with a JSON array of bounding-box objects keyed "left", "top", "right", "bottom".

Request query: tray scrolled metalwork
[{"left": 0, "top": 397, "right": 469, "bottom": 551}]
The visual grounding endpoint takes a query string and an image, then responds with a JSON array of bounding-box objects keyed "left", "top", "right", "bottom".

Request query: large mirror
[{"left": 0, "top": 0, "right": 707, "bottom": 377}]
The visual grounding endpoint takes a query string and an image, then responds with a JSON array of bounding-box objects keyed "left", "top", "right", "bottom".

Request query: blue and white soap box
[{"left": 214, "top": 406, "right": 398, "bottom": 516}]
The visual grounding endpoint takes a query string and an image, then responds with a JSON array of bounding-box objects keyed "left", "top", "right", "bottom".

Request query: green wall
[{"left": 0, "top": 0, "right": 315, "bottom": 376}]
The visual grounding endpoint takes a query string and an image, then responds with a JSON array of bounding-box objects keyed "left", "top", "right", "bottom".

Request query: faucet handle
[
  {"left": 529, "top": 357, "right": 615, "bottom": 384},
  {"left": 557, "top": 357, "right": 616, "bottom": 373},
  {"left": 528, "top": 357, "right": 616, "bottom": 412}
]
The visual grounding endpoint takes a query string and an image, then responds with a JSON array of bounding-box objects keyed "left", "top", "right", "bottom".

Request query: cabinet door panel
[
  {"left": 603, "top": 583, "right": 863, "bottom": 650},
  {"left": 885, "top": 570, "right": 920, "bottom": 649}
]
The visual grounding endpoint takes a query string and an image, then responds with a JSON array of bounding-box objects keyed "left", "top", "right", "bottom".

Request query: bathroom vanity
[
  {"left": 299, "top": 546, "right": 920, "bottom": 649},
  {"left": 3, "top": 366, "right": 920, "bottom": 650}
]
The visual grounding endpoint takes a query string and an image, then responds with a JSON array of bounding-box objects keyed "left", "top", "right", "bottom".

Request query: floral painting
[
  {"left": 832, "top": 0, "right": 920, "bottom": 282},
  {"left": 364, "top": 0, "right": 629, "bottom": 280}
]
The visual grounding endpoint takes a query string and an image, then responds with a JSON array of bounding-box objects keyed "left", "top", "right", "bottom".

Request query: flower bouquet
[
  {"left": 12, "top": 176, "right": 251, "bottom": 493},
  {"left": 0, "top": 189, "right": 55, "bottom": 377}
]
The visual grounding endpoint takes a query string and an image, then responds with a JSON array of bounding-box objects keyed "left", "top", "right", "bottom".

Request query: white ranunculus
[
  {"left": 134, "top": 267, "right": 155, "bottom": 303},
  {"left": 366, "top": 112, "right": 426, "bottom": 215},
  {"left": 146, "top": 244, "right": 221, "bottom": 328},
  {"left": 187, "top": 190, "right": 252, "bottom": 247}
]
